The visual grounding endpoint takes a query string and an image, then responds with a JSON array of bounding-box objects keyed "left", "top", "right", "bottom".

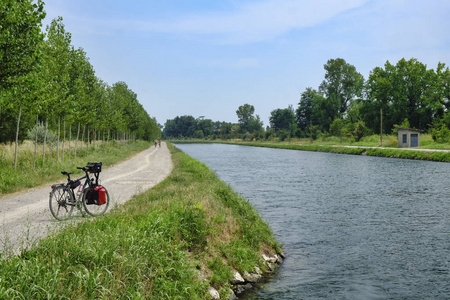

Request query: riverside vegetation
[
  {"left": 171, "top": 133, "right": 450, "bottom": 163},
  {"left": 0, "top": 143, "right": 282, "bottom": 299}
]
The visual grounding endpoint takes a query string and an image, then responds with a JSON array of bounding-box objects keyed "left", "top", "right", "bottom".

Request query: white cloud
[{"left": 135, "top": 0, "right": 368, "bottom": 43}]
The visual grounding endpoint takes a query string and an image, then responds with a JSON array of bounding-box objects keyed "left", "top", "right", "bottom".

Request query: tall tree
[
  {"left": 0, "top": 0, "right": 46, "bottom": 89},
  {"left": 319, "top": 58, "right": 364, "bottom": 122},
  {"left": 296, "top": 88, "right": 327, "bottom": 131},
  {"left": 0, "top": 0, "right": 46, "bottom": 143},
  {"left": 236, "top": 104, "right": 263, "bottom": 134},
  {"left": 269, "top": 107, "right": 296, "bottom": 133},
  {"left": 42, "top": 17, "right": 72, "bottom": 160},
  {"left": 363, "top": 58, "right": 440, "bottom": 133}
]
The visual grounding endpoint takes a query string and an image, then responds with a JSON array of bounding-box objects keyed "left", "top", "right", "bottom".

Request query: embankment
[
  {"left": 0, "top": 143, "right": 282, "bottom": 299},
  {"left": 172, "top": 140, "right": 450, "bottom": 162},
  {"left": 239, "top": 143, "right": 450, "bottom": 162}
]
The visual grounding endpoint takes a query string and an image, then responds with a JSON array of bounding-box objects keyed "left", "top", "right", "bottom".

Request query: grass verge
[
  {"left": 0, "top": 143, "right": 281, "bottom": 299},
  {"left": 0, "top": 141, "right": 151, "bottom": 196}
]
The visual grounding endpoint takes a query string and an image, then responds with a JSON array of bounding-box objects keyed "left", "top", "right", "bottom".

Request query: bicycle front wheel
[
  {"left": 49, "top": 186, "right": 74, "bottom": 220},
  {"left": 82, "top": 186, "right": 110, "bottom": 217}
]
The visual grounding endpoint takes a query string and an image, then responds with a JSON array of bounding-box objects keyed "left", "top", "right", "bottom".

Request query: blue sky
[{"left": 42, "top": 0, "right": 450, "bottom": 127}]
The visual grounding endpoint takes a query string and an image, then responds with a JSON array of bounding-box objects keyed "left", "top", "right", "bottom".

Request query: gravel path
[{"left": 0, "top": 142, "right": 172, "bottom": 256}]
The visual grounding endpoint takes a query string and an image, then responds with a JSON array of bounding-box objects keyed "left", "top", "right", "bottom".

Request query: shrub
[
  {"left": 353, "top": 121, "right": 371, "bottom": 141},
  {"left": 26, "top": 122, "right": 58, "bottom": 145},
  {"left": 431, "top": 123, "right": 450, "bottom": 143}
]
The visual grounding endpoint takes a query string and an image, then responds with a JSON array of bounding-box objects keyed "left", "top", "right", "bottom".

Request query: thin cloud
[{"left": 135, "top": 0, "right": 368, "bottom": 43}]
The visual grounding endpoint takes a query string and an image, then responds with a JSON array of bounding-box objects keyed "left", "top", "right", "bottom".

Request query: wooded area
[
  {"left": 1, "top": 0, "right": 160, "bottom": 168},
  {"left": 163, "top": 58, "right": 450, "bottom": 142}
]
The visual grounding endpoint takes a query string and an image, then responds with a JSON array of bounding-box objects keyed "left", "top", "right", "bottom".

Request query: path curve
[{"left": 0, "top": 142, "right": 172, "bottom": 255}]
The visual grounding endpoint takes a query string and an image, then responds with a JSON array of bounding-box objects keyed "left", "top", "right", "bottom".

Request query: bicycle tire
[
  {"left": 49, "top": 186, "right": 74, "bottom": 220},
  {"left": 82, "top": 186, "right": 110, "bottom": 217}
]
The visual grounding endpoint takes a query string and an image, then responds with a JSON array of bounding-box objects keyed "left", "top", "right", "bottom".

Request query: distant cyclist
[{"left": 154, "top": 139, "right": 158, "bottom": 147}]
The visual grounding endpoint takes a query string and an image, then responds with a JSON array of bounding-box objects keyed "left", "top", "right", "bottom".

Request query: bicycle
[{"left": 49, "top": 162, "right": 110, "bottom": 220}]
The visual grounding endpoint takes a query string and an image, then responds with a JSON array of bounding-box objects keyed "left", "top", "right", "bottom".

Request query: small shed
[{"left": 397, "top": 127, "right": 421, "bottom": 148}]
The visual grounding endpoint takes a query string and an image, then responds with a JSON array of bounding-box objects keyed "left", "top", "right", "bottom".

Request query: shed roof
[{"left": 396, "top": 127, "right": 423, "bottom": 132}]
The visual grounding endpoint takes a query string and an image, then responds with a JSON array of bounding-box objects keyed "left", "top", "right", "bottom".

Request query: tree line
[
  {"left": 1, "top": 1, "right": 160, "bottom": 165},
  {"left": 163, "top": 57, "right": 450, "bottom": 142}
]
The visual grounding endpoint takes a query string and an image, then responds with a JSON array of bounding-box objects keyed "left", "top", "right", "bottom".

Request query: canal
[{"left": 174, "top": 143, "right": 450, "bottom": 299}]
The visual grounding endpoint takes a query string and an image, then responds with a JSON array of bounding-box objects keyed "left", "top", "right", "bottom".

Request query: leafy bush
[
  {"left": 432, "top": 125, "right": 450, "bottom": 143},
  {"left": 26, "top": 122, "right": 58, "bottom": 145},
  {"left": 353, "top": 121, "right": 371, "bottom": 141},
  {"left": 430, "top": 120, "right": 450, "bottom": 143},
  {"left": 277, "top": 129, "right": 290, "bottom": 141}
]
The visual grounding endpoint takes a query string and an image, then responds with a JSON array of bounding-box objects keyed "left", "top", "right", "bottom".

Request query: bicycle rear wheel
[
  {"left": 82, "top": 186, "right": 110, "bottom": 217},
  {"left": 49, "top": 186, "right": 74, "bottom": 220}
]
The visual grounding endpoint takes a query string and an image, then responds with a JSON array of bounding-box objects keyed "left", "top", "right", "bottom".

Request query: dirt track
[{"left": 0, "top": 142, "right": 172, "bottom": 255}]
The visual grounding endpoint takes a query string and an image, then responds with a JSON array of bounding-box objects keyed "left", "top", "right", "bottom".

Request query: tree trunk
[
  {"left": 33, "top": 114, "right": 38, "bottom": 170},
  {"left": 93, "top": 128, "right": 96, "bottom": 151},
  {"left": 107, "top": 129, "right": 110, "bottom": 146},
  {"left": 57, "top": 116, "right": 60, "bottom": 161},
  {"left": 87, "top": 127, "right": 90, "bottom": 151},
  {"left": 43, "top": 115, "right": 48, "bottom": 163},
  {"left": 82, "top": 125, "right": 86, "bottom": 151},
  {"left": 62, "top": 117, "right": 65, "bottom": 160},
  {"left": 75, "top": 122, "right": 80, "bottom": 157},
  {"left": 14, "top": 105, "right": 22, "bottom": 171},
  {"left": 69, "top": 123, "right": 71, "bottom": 159}
]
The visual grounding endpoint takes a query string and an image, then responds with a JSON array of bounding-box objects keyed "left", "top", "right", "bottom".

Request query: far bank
[{"left": 170, "top": 139, "right": 450, "bottom": 163}]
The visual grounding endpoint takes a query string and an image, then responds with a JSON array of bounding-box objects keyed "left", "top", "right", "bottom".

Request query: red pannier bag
[{"left": 95, "top": 186, "right": 107, "bottom": 205}]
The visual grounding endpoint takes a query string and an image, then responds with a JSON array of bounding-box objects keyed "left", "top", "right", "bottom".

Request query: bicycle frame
[{"left": 50, "top": 170, "right": 95, "bottom": 205}]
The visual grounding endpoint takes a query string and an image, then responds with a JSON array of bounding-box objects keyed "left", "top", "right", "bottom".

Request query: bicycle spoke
[{"left": 49, "top": 186, "right": 74, "bottom": 221}]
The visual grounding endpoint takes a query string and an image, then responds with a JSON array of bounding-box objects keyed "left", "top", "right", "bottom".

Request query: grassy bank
[
  {"left": 233, "top": 142, "right": 450, "bottom": 162},
  {"left": 0, "top": 141, "right": 151, "bottom": 196},
  {"left": 171, "top": 134, "right": 450, "bottom": 162},
  {"left": 0, "top": 143, "right": 281, "bottom": 299}
]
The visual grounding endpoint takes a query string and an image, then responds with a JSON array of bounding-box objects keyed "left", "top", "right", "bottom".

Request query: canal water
[{"left": 174, "top": 143, "right": 450, "bottom": 299}]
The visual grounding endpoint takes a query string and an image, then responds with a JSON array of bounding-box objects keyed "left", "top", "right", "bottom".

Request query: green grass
[
  {"left": 0, "top": 141, "right": 151, "bottom": 196},
  {"left": 0, "top": 143, "right": 281, "bottom": 299}
]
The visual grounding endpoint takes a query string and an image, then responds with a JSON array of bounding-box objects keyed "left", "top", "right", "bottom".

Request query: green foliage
[
  {"left": 329, "top": 118, "right": 344, "bottom": 137},
  {"left": 319, "top": 58, "right": 364, "bottom": 119},
  {"left": 430, "top": 120, "right": 450, "bottom": 143},
  {"left": 236, "top": 104, "right": 264, "bottom": 134},
  {"left": 26, "top": 122, "right": 57, "bottom": 145},
  {"left": 277, "top": 129, "right": 290, "bottom": 141},
  {"left": 0, "top": 0, "right": 46, "bottom": 89},
  {"left": 353, "top": 121, "right": 371, "bottom": 141},
  {"left": 269, "top": 107, "right": 296, "bottom": 133},
  {"left": 0, "top": 8, "right": 160, "bottom": 145}
]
